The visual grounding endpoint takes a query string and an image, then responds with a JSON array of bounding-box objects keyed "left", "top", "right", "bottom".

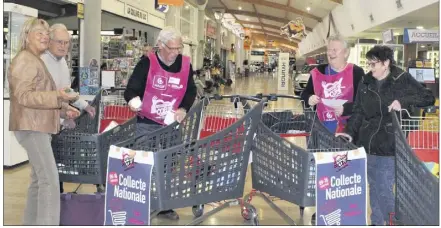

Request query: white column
[
  {"left": 81, "top": 0, "right": 102, "bottom": 67},
  {"left": 195, "top": 9, "right": 206, "bottom": 69}
]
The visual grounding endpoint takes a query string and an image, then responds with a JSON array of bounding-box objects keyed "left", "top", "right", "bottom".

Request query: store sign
[
  {"left": 77, "top": 3, "right": 84, "bottom": 19},
  {"left": 277, "top": 53, "right": 290, "bottom": 91},
  {"left": 404, "top": 28, "right": 439, "bottom": 43},
  {"left": 125, "top": 5, "right": 148, "bottom": 23},
  {"left": 382, "top": 29, "right": 393, "bottom": 44},
  {"left": 313, "top": 148, "right": 368, "bottom": 226}
]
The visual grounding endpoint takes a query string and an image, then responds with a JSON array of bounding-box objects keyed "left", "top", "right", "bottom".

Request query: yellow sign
[
  {"left": 77, "top": 3, "right": 84, "bottom": 19},
  {"left": 158, "top": 0, "right": 184, "bottom": 6}
]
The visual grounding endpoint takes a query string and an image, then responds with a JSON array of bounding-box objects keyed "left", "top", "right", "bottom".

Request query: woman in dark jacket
[{"left": 337, "top": 45, "right": 435, "bottom": 225}]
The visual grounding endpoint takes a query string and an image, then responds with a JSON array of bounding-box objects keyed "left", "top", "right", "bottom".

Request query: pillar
[
  {"left": 215, "top": 21, "right": 221, "bottom": 55},
  {"left": 195, "top": 9, "right": 206, "bottom": 69},
  {"left": 235, "top": 37, "right": 244, "bottom": 72},
  {"left": 80, "top": 0, "right": 102, "bottom": 67}
]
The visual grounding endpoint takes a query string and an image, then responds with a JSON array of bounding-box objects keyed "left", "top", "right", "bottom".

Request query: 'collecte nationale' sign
[
  {"left": 313, "top": 147, "right": 368, "bottom": 226},
  {"left": 403, "top": 28, "right": 439, "bottom": 43}
]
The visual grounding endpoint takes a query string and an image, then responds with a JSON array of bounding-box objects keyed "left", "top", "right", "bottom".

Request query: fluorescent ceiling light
[
  {"left": 306, "top": 7, "right": 311, "bottom": 11},
  {"left": 421, "top": 45, "right": 426, "bottom": 48},
  {"left": 238, "top": 6, "right": 242, "bottom": 10},
  {"left": 416, "top": 26, "right": 424, "bottom": 29}
]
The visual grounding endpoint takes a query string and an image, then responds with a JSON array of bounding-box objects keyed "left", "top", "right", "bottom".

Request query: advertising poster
[
  {"left": 313, "top": 148, "right": 367, "bottom": 226},
  {"left": 104, "top": 145, "right": 154, "bottom": 226},
  {"left": 277, "top": 52, "right": 290, "bottom": 91}
]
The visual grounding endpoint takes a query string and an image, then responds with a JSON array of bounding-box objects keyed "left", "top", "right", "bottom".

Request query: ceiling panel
[
  {"left": 289, "top": 0, "right": 337, "bottom": 18},
  {"left": 261, "top": 19, "right": 285, "bottom": 27},
  {"left": 265, "top": 0, "right": 289, "bottom": 5},
  {"left": 264, "top": 27, "right": 282, "bottom": 33},
  {"left": 255, "top": 5, "right": 286, "bottom": 18},
  {"left": 235, "top": 15, "right": 260, "bottom": 23},
  {"left": 206, "top": 0, "right": 224, "bottom": 9},
  {"left": 223, "top": 1, "right": 254, "bottom": 11},
  {"left": 243, "top": 24, "right": 263, "bottom": 30}
]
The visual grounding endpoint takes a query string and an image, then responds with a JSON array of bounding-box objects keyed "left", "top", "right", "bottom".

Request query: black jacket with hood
[{"left": 344, "top": 65, "right": 435, "bottom": 156}]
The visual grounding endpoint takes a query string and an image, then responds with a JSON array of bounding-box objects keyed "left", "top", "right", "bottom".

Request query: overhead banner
[
  {"left": 104, "top": 145, "right": 154, "bottom": 226},
  {"left": 277, "top": 53, "right": 290, "bottom": 91},
  {"left": 313, "top": 148, "right": 368, "bottom": 226},
  {"left": 403, "top": 28, "right": 439, "bottom": 43}
]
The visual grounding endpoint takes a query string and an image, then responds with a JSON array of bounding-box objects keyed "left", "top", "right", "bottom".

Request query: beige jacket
[{"left": 8, "top": 50, "right": 68, "bottom": 134}]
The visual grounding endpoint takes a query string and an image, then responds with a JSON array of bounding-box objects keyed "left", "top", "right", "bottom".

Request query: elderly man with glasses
[
  {"left": 41, "top": 23, "right": 96, "bottom": 194},
  {"left": 124, "top": 26, "right": 197, "bottom": 221}
]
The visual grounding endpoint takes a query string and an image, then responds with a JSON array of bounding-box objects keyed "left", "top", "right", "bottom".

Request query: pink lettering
[{"left": 344, "top": 210, "right": 361, "bottom": 217}]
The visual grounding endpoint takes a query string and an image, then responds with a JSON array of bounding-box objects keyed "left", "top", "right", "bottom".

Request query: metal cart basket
[
  {"left": 390, "top": 107, "right": 439, "bottom": 226},
  {"left": 52, "top": 88, "right": 136, "bottom": 191},
  {"left": 242, "top": 94, "right": 357, "bottom": 225},
  {"left": 116, "top": 95, "right": 265, "bottom": 225}
]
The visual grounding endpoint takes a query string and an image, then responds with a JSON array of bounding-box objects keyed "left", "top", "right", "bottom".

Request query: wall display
[{"left": 79, "top": 67, "right": 100, "bottom": 95}]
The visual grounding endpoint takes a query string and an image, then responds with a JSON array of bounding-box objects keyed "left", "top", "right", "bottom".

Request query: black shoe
[
  {"left": 157, "top": 210, "right": 179, "bottom": 220},
  {"left": 311, "top": 213, "right": 316, "bottom": 225}
]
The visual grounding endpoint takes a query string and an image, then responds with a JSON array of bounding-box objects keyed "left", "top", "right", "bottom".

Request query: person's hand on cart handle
[
  {"left": 308, "top": 95, "right": 320, "bottom": 106},
  {"left": 388, "top": 100, "right": 401, "bottom": 112},
  {"left": 84, "top": 105, "right": 96, "bottom": 118},
  {"left": 175, "top": 108, "right": 187, "bottom": 123},
  {"left": 128, "top": 96, "right": 142, "bottom": 112},
  {"left": 58, "top": 87, "right": 79, "bottom": 101},
  {"left": 335, "top": 133, "right": 353, "bottom": 142}
]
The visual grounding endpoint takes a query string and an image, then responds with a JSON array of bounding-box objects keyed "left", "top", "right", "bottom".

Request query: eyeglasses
[
  {"left": 327, "top": 48, "right": 342, "bottom": 54},
  {"left": 367, "top": 61, "right": 380, "bottom": 68},
  {"left": 52, "top": 39, "right": 70, "bottom": 46},
  {"left": 163, "top": 43, "right": 183, "bottom": 52}
]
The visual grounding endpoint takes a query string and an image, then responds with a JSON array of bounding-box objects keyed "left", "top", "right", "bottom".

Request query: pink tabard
[
  {"left": 311, "top": 64, "right": 354, "bottom": 125},
  {"left": 139, "top": 52, "right": 190, "bottom": 125}
]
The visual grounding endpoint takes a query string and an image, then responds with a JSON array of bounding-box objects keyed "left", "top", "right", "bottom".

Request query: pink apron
[
  {"left": 139, "top": 52, "right": 190, "bottom": 125},
  {"left": 311, "top": 64, "right": 354, "bottom": 133}
]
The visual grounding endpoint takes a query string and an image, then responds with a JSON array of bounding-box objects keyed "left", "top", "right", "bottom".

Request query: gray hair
[
  {"left": 49, "top": 23, "right": 71, "bottom": 39},
  {"left": 327, "top": 34, "right": 348, "bottom": 49},
  {"left": 156, "top": 26, "right": 182, "bottom": 47}
]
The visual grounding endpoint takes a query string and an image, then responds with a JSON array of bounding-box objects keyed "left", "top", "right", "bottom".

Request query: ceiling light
[
  {"left": 238, "top": 6, "right": 242, "bottom": 10},
  {"left": 185, "top": 5, "right": 189, "bottom": 9},
  {"left": 416, "top": 26, "right": 424, "bottom": 29},
  {"left": 251, "top": 25, "right": 254, "bottom": 28},
  {"left": 306, "top": 7, "right": 311, "bottom": 11},
  {"left": 394, "top": 32, "right": 400, "bottom": 36},
  {"left": 421, "top": 45, "right": 426, "bottom": 48},
  {"left": 246, "top": 18, "right": 249, "bottom": 21}
]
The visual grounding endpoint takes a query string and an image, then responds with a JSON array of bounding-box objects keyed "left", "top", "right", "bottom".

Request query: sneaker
[{"left": 157, "top": 210, "right": 179, "bottom": 220}]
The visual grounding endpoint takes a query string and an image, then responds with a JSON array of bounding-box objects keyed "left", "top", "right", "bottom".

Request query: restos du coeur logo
[
  {"left": 333, "top": 152, "right": 349, "bottom": 171},
  {"left": 152, "top": 75, "right": 167, "bottom": 90}
]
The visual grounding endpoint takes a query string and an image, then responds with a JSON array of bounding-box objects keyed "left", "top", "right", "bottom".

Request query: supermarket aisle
[{"left": 4, "top": 73, "right": 316, "bottom": 226}]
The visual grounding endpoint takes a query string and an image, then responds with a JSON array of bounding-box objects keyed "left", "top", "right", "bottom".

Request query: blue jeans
[{"left": 367, "top": 154, "right": 395, "bottom": 225}]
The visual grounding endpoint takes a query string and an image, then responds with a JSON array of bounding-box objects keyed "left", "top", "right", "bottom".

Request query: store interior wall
[{"left": 47, "top": 12, "right": 161, "bottom": 45}]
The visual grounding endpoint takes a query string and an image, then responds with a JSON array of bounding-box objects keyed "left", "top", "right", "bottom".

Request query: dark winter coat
[{"left": 344, "top": 65, "right": 435, "bottom": 156}]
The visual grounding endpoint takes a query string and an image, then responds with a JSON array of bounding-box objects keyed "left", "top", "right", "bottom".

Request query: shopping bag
[
  {"left": 60, "top": 193, "right": 105, "bottom": 226},
  {"left": 104, "top": 145, "right": 154, "bottom": 226}
]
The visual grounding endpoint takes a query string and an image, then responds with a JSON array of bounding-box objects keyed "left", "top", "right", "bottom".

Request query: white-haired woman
[
  {"left": 8, "top": 18, "right": 80, "bottom": 225},
  {"left": 124, "top": 26, "right": 197, "bottom": 220}
]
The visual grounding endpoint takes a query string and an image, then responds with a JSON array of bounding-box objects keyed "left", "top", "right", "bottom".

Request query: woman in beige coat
[{"left": 8, "top": 18, "right": 80, "bottom": 225}]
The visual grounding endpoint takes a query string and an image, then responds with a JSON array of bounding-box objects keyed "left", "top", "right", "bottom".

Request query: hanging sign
[
  {"left": 77, "top": 3, "right": 84, "bottom": 19},
  {"left": 280, "top": 17, "right": 307, "bottom": 40},
  {"left": 313, "top": 148, "right": 368, "bottom": 226},
  {"left": 403, "top": 28, "right": 439, "bottom": 43},
  {"left": 382, "top": 29, "right": 394, "bottom": 44}
]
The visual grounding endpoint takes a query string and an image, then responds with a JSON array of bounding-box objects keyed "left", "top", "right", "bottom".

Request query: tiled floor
[{"left": 3, "top": 72, "right": 366, "bottom": 225}]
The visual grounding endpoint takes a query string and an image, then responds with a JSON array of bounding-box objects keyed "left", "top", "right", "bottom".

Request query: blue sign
[
  {"left": 104, "top": 146, "right": 154, "bottom": 226},
  {"left": 314, "top": 148, "right": 367, "bottom": 225}
]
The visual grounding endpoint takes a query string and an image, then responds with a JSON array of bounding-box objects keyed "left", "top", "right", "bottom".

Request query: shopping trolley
[
  {"left": 52, "top": 88, "right": 136, "bottom": 193},
  {"left": 390, "top": 107, "right": 439, "bottom": 226},
  {"left": 116, "top": 95, "right": 265, "bottom": 225},
  {"left": 241, "top": 94, "right": 357, "bottom": 225},
  {"left": 107, "top": 210, "right": 127, "bottom": 226}
]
